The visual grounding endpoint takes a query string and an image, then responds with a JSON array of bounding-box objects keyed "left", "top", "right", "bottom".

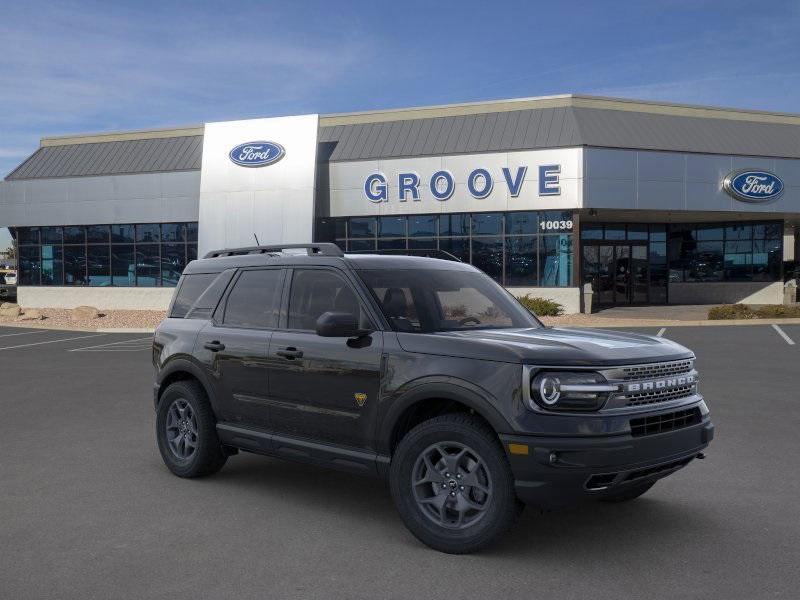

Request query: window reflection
[{"left": 14, "top": 223, "right": 197, "bottom": 287}]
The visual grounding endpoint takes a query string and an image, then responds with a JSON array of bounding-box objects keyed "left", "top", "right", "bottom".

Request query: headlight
[{"left": 529, "top": 371, "right": 617, "bottom": 412}]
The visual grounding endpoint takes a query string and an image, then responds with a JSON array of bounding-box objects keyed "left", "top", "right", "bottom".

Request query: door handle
[
  {"left": 276, "top": 347, "right": 304, "bottom": 360},
  {"left": 204, "top": 340, "right": 226, "bottom": 352}
]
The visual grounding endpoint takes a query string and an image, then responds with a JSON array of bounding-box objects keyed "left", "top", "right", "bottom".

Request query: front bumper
[{"left": 500, "top": 414, "right": 713, "bottom": 508}]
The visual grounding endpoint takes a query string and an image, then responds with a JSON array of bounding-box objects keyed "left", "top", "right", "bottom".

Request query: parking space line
[
  {"left": 68, "top": 336, "right": 152, "bottom": 352},
  {"left": 656, "top": 327, "right": 666, "bottom": 337},
  {"left": 771, "top": 324, "right": 795, "bottom": 346},
  {"left": 0, "top": 330, "right": 49, "bottom": 339},
  {"left": 0, "top": 334, "right": 106, "bottom": 351}
]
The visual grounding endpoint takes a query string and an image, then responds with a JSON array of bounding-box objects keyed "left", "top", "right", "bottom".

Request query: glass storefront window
[
  {"left": 438, "top": 238, "right": 469, "bottom": 263},
  {"left": 136, "top": 224, "right": 160, "bottom": 243},
  {"left": 111, "top": 224, "right": 135, "bottom": 243},
  {"left": 161, "top": 244, "right": 186, "bottom": 286},
  {"left": 349, "top": 217, "right": 376, "bottom": 238},
  {"left": 136, "top": 245, "right": 160, "bottom": 286},
  {"left": 409, "top": 215, "right": 437, "bottom": 237},
  {"left": 161, "top": 223, "right": 185, "bottom": 243},
  {"left": 64, "top": 226, "right": 85, "bottom": 244},
  {"left": 41, "top": 227, "right": 63, "bottom": 244},
  {"left": 378, "top": 216, "right": 406, "bottom": 238},
  {"left": 322, "top": 211, "right": 575, "bottom": 288},
  {"left": 87, "top": 245, "right": 111, "bottom": 286},
  {"left": 540, "top": 235, "right": 572, "bottom": 287},
  {"left": 111, "top": 245, "right": 136, "bottom": 286},
  {"left": 505, "top": 236, "right": 537, "bottom": 286},
  {"left": 581, "top": 224, "right": 603, "bottom": 240},
  {"left": 64, "top": 246, "right": 87, "bottom": 285},
  {"left": 472, "top": 213, "right": 503, "bottom": 236},
  {"left": 86, "top": 225, "right": 109, "bottom": 244},
  {"left": 377, "top": 238, "right": 405, "bottom": 250},
  {"left": 14, "top": 222, "right": 197, "bottom": 288},
  {"left": 18, "top": 227, "right": 40, "bottom": 245},
  {"left": 506, "top": 212, "right": 537, "bottom": 235},
  {"left": 471, "top": 237, "right": 503, "bottom": 282},
  {"left": 19, "top": 246, "right": 40, "bottom": 285},
  {"left": 41, "top": 245, "right": 63, "bottom": 286},
  {"left": 440, "top": 214, "right": 469, "bottom": 236}
]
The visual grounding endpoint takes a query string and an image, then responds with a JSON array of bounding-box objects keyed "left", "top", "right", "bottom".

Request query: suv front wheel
[
  {"left": 156, "top": 380, "right": 227, "bottom": 478},
  {"left": 390, "top": 413, "right": 521, "bottom": 554}
]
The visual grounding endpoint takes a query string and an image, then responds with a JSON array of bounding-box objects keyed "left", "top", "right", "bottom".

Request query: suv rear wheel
[
  {"left": 156, "top": 380, "right": 227, "bottom": 478},
  {"left": 390, "top": 413, "right": 520, "bottom": 554}
]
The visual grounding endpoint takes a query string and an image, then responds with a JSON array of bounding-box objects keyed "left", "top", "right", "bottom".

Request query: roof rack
[
  {"left": 345, "top": 249, "right": 462, "bottom": 262},
  {"left": 204, "top": 243, "right": 344, "bottom": 259}
]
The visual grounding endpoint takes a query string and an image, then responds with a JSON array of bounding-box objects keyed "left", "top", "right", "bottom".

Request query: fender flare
[
  {"left": 156, "top": 356, "right": 221, "bottom": 415},
  {"left": 377, "top": 377, "right": 513, "bottom": 455}
]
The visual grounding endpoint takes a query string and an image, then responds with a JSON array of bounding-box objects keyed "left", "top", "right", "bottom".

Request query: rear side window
[
  {"left": 171, "top": 273, "right": 218, "bottom": 318},
  {"left": 223, "top": 269, "right": 283, "bottom": 329}
]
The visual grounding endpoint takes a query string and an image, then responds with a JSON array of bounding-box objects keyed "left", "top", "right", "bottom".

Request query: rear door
[
  {"left": 267, "top": 267, "right": 383, "bottom": 450},
  {"left": 196, "top": 267, "right": 285, "bottom": 428}
]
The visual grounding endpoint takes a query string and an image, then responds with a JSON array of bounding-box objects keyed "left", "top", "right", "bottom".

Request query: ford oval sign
[
  {"left": 723, "top": 169, "right": 784, "bottom": 203},
  {"left": 229, "top": 141, "right": 285, "bottom": 167}
]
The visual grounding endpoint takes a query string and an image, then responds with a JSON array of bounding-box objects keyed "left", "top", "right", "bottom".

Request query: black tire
[
  {"left": 598, "top": 481, "right": 655, "bottom": 503},
  {"left": 390, "top": 413, "right": 520, "bottom": 554},
  {"left": 156, "top": 380, "right": 227, "bottom": 478}
]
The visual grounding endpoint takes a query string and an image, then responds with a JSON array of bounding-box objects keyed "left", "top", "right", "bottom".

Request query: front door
[
  {"left": 583, "top": 243, "right": 649, "bottom": 305},
  {"left": 267, "top": 267, "right": 383, "bottom": 451}
]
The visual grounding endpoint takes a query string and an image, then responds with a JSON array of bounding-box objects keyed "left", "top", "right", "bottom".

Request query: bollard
[{"left": 583, "top": 282, "right": 594, "bottom": 314}]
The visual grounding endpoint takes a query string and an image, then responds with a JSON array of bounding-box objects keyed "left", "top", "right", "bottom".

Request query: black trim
[{"left": 216, "top": 423, "right": 387, "bottom": 477}]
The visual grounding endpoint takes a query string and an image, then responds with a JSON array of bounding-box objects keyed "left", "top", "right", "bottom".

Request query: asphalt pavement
[{"left": 0, "top": 324, "right": 798, "bottom": 600}]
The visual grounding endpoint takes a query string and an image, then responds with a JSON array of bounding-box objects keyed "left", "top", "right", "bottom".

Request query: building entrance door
[{"left": 583, "top": 242, "right": 649, "bottom": 305}]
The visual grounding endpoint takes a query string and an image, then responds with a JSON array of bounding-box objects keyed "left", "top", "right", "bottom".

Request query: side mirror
[{"left": 315, "top": 311, "right": 370, "bottom": 338}]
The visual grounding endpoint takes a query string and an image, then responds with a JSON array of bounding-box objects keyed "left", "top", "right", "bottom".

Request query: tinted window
[
  {"left": 171, "top": 273, "right": 218, "bottom": 318},
  {"left": 358, "top": 268, "right": 539, "bottom": 333},
  {"left": 223, "top": 269, "right": 282, "bottom": 328},
  {"left": 288, "top": 269, "right": 369, "bottom": 331}
]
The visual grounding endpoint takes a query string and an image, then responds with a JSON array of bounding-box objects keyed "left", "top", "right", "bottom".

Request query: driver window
[{"left": 287, "top": 269, "right": 371, "bottom": 331}]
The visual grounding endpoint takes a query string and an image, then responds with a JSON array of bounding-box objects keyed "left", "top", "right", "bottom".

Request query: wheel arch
[
  {"left": 378, "top": 380, "right": 512, "bottom": 456},
  {"left": 156, "top": 357, "right": 219, "bottom": 415}
]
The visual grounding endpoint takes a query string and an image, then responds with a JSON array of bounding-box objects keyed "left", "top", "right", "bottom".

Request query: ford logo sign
[
  {"left": 723, "top": 169, "right": 784, "bottom": 203},
  {"left": 229, "top": 141, "right": 285, "bottom": 167}
]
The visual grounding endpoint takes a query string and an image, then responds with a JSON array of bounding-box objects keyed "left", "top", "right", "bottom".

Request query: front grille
[
  {"left": 629, "top": 407, "right": 701, "bottom": 437},
  {"left": 623, "top": 384, "right": 697, "bottom": 407},
  {"left": 620, "top": 359, "right": 693, "bottom": 381}
]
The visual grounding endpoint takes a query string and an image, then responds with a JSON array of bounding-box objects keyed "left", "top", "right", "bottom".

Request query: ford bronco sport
[{"left": 153, "top": 243, "right": 713, "bottom": 554}]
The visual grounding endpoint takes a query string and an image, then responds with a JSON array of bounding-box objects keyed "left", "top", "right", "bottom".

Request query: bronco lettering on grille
[{"left": 624, "top": 373, "right": 695, "bottom": 393}]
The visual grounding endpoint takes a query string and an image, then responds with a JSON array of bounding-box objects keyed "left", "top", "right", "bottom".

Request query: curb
[
  {"left": 549, "top": 317, "right": 800, "bottom": 328},
  {"left": 96, "top": 328, "right": 155, "bottom": 333}
]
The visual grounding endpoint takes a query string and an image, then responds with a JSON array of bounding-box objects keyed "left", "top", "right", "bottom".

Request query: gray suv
[{"left": 153, "top": 243, "right": 713, "bottom": 553}]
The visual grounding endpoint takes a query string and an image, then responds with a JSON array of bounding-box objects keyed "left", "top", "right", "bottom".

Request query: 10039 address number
[{"left": 539, "top": 220, "right": 573, "bottom": 232}]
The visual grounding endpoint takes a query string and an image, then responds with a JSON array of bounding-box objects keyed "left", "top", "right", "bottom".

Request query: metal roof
[
  {"left": 319, "top": 107, "right": 582, "bottom": 161},
  {"left": 8, "top": 94, "right": 800, "bottom": 180},
  {"left": 320, "top": 106, "right": 800, "bottom": 161},
  {"left": 6, "top": 135, "right": 203, "bottom": 180}
]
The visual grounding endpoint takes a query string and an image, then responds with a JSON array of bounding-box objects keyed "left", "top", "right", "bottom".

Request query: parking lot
[{"left": 1, "top": 323, "right": 798, "bottom": 600}]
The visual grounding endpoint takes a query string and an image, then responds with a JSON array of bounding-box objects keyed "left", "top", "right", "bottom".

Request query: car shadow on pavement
[{"left": 179, "top": 453, "right": 722, "bottom": 557}]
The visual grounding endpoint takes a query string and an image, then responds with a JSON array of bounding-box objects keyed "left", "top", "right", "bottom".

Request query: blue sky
[{"left": 1, "top": 0, "right": 799, "bottom": 249}]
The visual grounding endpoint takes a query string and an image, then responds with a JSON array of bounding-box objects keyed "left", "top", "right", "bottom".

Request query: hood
[{"left": 396, "top": 327, "right": 693, "bottom": 366}]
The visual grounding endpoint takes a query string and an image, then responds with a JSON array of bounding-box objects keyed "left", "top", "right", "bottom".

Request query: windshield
[{"left": 357, "top": 268, "right": 541, "bottom": 333}]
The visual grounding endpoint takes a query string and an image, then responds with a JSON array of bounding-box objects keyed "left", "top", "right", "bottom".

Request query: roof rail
[
  {"left": 345, "top": 249, "right": 462, "bottom": 262},
  {"left": 204, "top": 243, "right": 344, "bottom": 259}
]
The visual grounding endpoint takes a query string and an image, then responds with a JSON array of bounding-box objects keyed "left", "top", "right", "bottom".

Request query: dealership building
[{"left": 1, "top": 93, "right": 798, "bottom": 313}]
